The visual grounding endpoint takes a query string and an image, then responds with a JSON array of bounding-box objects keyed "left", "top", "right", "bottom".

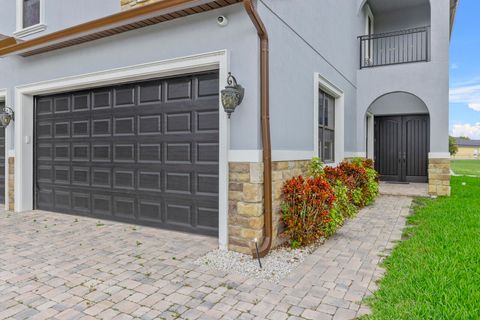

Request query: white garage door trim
[{"left": 14, "top": 50, "right": 230, "bottom": 249}]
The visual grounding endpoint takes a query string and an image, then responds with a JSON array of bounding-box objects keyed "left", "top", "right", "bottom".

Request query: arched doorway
[{"left": 367, "top": 92, "right": 430, "bottom": 182}]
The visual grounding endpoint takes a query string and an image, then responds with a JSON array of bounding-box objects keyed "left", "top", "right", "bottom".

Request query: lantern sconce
[
  {"left": 221, "top": 72, "right": 244, "bottom": 118},
  {"left": 0, "top": 107, "right": 14, "bottom": 128}
]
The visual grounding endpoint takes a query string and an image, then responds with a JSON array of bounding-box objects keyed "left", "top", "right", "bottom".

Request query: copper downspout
[{"left": 244, "top": 0, "right": 272, "bottom": 258}]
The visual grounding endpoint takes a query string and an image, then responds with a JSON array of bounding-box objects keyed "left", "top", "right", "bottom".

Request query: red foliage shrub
[
  {"left": 337, "top": 161, "right": 370, "bottom": 207},
  {"left": 280, "top": 175, "right": 336, "bottom": 247},
  {"left": 324, "top": 166, "right": 357, "bottom": 201}
]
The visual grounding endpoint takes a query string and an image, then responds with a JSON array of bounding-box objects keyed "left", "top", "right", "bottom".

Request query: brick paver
[{"left": 0, "top": 196, "right": 411, "bottom": 319}]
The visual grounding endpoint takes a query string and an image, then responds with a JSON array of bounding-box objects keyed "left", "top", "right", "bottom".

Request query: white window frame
[
  {"left": 364, "top": 4, "right": 375, "bottom": 66},
  {"left": 366, "top": 112, "right": 374, "bottom": 159},
  {"left": 0, "top": 89, "right": 8, "bottom": 210},
  {"left": 14, "top": 0, "right": 46, "bottom": 38},
  {"left": 365, "top": 4, "right": 374, "bottom": 36},
  {"left": 313, "top": 73, "right": 344, "bottom": 166}
]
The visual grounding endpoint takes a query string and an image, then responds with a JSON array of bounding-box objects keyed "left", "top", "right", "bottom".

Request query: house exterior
[
  {"left": 454, "top": 138, "right": 480, "bottom": 159},
  {"left": 0, "top": 0, "right": 457, "bottom": 254}
]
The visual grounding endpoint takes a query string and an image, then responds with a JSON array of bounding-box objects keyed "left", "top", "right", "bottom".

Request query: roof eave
[{"left": 0, "top": 0, "right": 241, "bottom": 57}]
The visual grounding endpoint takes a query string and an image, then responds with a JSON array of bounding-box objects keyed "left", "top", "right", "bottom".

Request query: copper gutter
[{"left": 244, "top": 0, "right": 272, "bottom": 258}]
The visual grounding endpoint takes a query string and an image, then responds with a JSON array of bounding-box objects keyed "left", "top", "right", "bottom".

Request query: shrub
[
  {"left": 280, "top": 175, "right": 336, "bottom": 247},
  {"left": 337, "top": 160, "right": 373, "bottom": 207},
  {"left": 308, "top": 157, "right": 324, "bottom": 177},
  {"left": 324, "top": 166, "right": 357, "bottom": 201},
  {"left": 280, "top": 158, "right": 379, "bottom": 248},
  {"left": 351, "top": 158, "right": 379, "bottom": 205},
  {"left": 332, "top": 180, "right": 358, "bottom": 219}
]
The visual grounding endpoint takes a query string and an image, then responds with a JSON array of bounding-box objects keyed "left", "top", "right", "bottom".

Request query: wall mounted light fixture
[
  {"left": 0, "top": 107, "right": 14, "bottom": 128},
  {"left": 221, "top": 72, "right": 244, "bottom": 118}
]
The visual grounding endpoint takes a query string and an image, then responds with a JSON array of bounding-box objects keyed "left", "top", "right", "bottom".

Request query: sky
[{"left": 449, "top": 0, "right": 480, "bottom": 139}]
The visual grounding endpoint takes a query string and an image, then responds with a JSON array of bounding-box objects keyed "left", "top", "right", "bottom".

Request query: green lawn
[
  {"left": 365, "top": 177, "right": 480, "bottom": 320},
  {"left": 451, "top": 160, "right": 480, "bottom": 177}
]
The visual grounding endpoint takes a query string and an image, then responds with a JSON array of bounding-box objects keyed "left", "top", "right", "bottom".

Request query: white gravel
[{"left": 194, "top": 242, "right": 322, "bottom": 283}]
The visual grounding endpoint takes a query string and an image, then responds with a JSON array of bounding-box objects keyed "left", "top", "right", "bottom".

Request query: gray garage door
[{"left": 35, "top": 72, "right": 220, "bottom": 236}]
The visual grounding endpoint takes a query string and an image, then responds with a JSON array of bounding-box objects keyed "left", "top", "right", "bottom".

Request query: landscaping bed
[
  {"left": 197, "top": 158, "right": 380, "bottom": 283},
  {"left": 365, "top": 176, "right": 480, "bottom": 319}
]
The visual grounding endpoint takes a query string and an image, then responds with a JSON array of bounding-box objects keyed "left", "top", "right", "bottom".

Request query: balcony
[{"left": 359, "top": 26, "right": 430, "bottom": 69}]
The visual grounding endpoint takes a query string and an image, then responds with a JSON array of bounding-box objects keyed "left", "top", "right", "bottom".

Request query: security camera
[{"left": 217, "top": 15, "right": 229, "bottom": 27}]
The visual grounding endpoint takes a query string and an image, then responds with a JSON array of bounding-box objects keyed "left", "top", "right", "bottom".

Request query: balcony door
[{"left": 374, "top": 115, "right": 429, "bottom": 183}]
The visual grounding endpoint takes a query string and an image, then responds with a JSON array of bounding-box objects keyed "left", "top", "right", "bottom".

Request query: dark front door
[
  {"left": 34, "top": 71, "right": 220, "bottom": 236},
  {"left": 374, "top": 115, "right": 429, "bottom": 182}
]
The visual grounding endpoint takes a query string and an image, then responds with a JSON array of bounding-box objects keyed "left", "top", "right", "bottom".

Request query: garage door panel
[
  {"left": 92, "top": 194, "right": 113, "bottom": 215},
  {"left": 92, "top": 118, "right": 112, "bottom": 136},
  {"left": 114, "top": 86, "right": 136, "bottom": 107},
  {"left": 35, "top": 72, "right": 219, "bottom": 236},
  {"left": 72, "top": 192, "right": 91, "bottom": 213},
  {"left": 138, "top": 115, "right": 162, "bottom": 135},
  {"left": 72, "top": 93, "right": 91, "bottom": 111},
  {"left": 54, "top": 96, "right": 71, "bottom": 113},
  {"left": 37, "top": 98, "right": 53, "bottom": 115},
  {"left": 114, "top": 196, "right": 136, "bottom": 218},
  {"left": 138, "top": 82, "right": 162, "bottom": 104},
  {"left": 197, "top": 74, "right": 220, "bottom": 98},
  {"left": 197, "top": 110, "right": 219, "bottom": 132},
  {"left": 197, "top": 206, "right": 219, "bottom": 230},
  {"left": 54, "top": 122, "right": 70, "bottom": 138},
  {"left": 72, "top": 121, "right": 90, "bottom": 137},
  {"left": 138, "top": 199, "right": 162, "bottom": 222},
  {"left": 166, "top": 78, "right": 192, "bottom": 101},
  {"left": 72, "top": 167, "right": 90, "bottom": 186}
]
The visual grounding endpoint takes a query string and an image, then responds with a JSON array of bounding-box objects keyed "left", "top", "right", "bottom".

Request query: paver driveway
[{"left": 0, "top": 196, "right": 412, "bottom": 320}]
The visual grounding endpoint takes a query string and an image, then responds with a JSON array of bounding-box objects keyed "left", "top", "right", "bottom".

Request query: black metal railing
[{"left": 359, "top": 26, "right": 430, "bottom": 69}]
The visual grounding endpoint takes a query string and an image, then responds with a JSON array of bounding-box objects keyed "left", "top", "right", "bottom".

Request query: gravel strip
[{"left": 194, "top": 242, "right": 322, "bottom": 283}]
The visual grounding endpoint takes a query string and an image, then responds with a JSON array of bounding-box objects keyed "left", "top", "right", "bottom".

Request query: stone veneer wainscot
[
  {"left": 428, "top": 158, "right": 451, "bottom": 196},
  {"left": 228, "top": 160, "right": 309, "bottom": 254}
]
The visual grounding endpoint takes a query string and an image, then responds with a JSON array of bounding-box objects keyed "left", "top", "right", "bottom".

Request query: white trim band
[
  {"left": 229, "top": 150, "right": 315, "bottom": 163},
  {"left": 429, "top": 152, "right": 451, "bottom": 159}
]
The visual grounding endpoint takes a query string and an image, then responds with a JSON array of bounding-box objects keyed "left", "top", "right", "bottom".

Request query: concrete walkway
[
  {"left": 379, "top": 181, "right": 429, "bottom": 197},
  {"left": 0, "top": 196, "right": 412, "bottom": 320}
]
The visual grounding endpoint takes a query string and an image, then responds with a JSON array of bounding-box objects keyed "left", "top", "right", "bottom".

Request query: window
[
  {"left": 23, "top": 0, "right": 40, "bottom": 29},
  {"left": 14, "top": 0, "right": 46, "bottom": 38},
  {"left": 318, "top": 90, "right": 335, "bottom": 163}
]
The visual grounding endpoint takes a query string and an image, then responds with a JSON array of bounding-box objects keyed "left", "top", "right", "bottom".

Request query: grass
[
  {"left": 451, "top": 160, "right": 480, "bottom": 177},
  {"left": 365, "top": 176, "right": 480, "bottom": 320}
]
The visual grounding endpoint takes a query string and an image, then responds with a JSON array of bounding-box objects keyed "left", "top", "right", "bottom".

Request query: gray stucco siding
[
  {"left": 356, "top": 0, "right": 451, "bottom": 155},
  {"left": 259, "top": 0, "right": 365, "bottom": 154},
  {"left": 368, "top": 92, "right": 429, "bottom": 115},
  {"left": 374, "top": 4, "right": 431, "bottom": 34},
  {"left": 0, "top": 4, "right": 261, "bottom": 151},
  {"left": 0, "top": 0, "right": 120, "bottom": 40}
]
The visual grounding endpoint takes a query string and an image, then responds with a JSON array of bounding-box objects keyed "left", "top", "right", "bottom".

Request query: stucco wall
[
  {"left": 357, "top": 0, "right": 451, "bottom": 155},
  {"left": 0, "top": 0, "right": 119, "bottom": 40},
  {"left": 0, "top": 4, "right": 261, "bottom": 151},
  {"left": 259, "top": 0, "right": 365, "bottom": 156},
  {"left": 375, "top": 4, "right": 431, "bottom": 34},
  {"left": 0, "top": 0, "right": 452, "bottom": 159},
  {"left": 368, "top": 92, "right": 429, "bottom": 115}
]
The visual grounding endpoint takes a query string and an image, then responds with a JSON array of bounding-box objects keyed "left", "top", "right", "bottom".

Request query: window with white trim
[
  {"left": 23, "top": 0, "right": 41, "bottom": 28},
  {"left": 15, "top": 0, "right": 46, "bottom": 38},
  {"left": 318, "top": 89, "right": 335, "bottom": 163}
]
